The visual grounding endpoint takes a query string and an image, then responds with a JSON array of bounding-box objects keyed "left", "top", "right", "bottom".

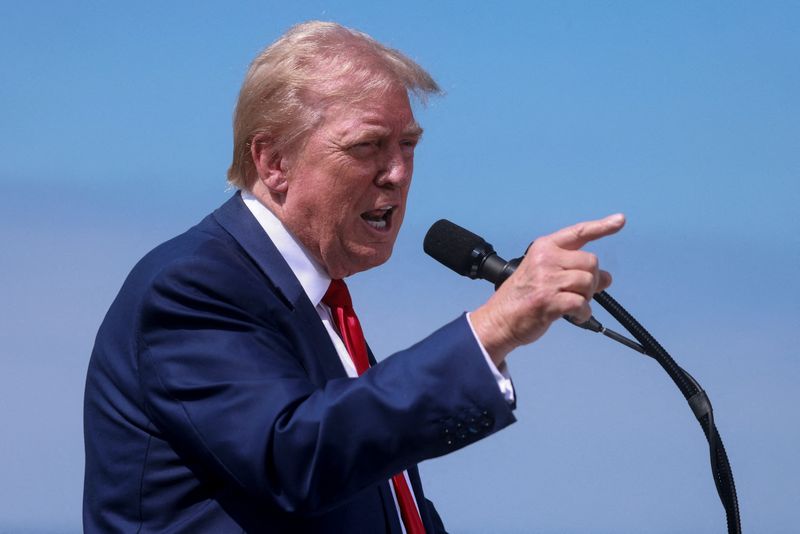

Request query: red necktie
[{"left": 323, "top": 279, "right": 426, "bottom": 534}]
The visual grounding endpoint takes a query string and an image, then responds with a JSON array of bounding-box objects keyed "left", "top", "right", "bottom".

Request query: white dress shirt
[{"left": 241, "top": 191, "right": 514, "bottom": 531}]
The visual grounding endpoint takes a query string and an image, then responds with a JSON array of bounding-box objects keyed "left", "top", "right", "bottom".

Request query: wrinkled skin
[{"left": 251, "top": 85, "right": 421, "bottom": 279}]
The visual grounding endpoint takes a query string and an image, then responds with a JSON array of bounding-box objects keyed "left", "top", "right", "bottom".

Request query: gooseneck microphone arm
[{"left": 423, "top": 219, "right": 741, "bottom": 534}]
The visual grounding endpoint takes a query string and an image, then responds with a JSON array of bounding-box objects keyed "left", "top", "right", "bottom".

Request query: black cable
[{"left": 593, "top": 291, "right": 741, "bottom": 534}]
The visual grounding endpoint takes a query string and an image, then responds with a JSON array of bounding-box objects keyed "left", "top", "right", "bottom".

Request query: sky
[{"left": 1, "top": 1, "right": 798, "bottom": 532}]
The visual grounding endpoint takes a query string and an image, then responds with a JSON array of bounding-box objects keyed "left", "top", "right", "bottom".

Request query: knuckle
[
  {"left": 527, "top": 247, "right": 553, "bottom": 268},
  {"left": 560, "top": 292, "right": 583, "bottom": 310},
  {"left": 530, "top": 250, "right": 548, "bottom": 266},
  {"left": 573, "top": 306, "right": 592, "bottom": 322},
  {"left": 586, "top": 253, "right": 599, "bottom": 272},
  {"left": 601, "top": 271, "right": 613, "bottom": 289},
  {"left": 531, "top": 236, "right": 552, "bottom": 251},
  {"left": 570, "top": 225, "right": 585, "bottom": 242},
  {"left": 560, "top": 295, "right": 591, "bottom": 320},
  {"left": 572, "top": 272, "right": 594, "bottom": 295}
]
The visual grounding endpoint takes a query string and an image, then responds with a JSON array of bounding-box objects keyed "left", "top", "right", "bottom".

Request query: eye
[
  {"left": 348, "top": 140, "right": 381, "bottom": 158},
  {"left": 400, "top": 138, "right": 418, "bottom": 155}
]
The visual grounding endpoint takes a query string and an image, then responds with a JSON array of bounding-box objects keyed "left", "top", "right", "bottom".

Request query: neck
[{"left": 247, "top": 182, "right": 346, "bottom": 278}]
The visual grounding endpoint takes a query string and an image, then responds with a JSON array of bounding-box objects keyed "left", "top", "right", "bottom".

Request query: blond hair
[{"left": 227, "top": 21, "right": 441, "bottom": 189}]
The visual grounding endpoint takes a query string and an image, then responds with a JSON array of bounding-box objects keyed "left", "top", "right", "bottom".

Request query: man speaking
[{"left": 83, "top": 21, "right": 625, "bottom": 532}]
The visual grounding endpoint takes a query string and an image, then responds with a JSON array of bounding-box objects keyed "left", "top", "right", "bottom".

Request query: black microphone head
[{"left": 423, "top": 219, "right": 493, "bottom": 279}]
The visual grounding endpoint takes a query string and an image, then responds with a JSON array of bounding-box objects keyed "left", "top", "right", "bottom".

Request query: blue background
[{"left": 1, "top": 1, "right": 798, "bottom": 532}]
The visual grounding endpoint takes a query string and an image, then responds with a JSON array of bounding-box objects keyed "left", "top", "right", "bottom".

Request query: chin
[{"left": 343, "top": 246, "right": 394, "bottom": 277}]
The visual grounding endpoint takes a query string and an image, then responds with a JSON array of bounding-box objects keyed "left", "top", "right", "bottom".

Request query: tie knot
[{"left": 322, "top": 279, "right": 352, "bottom": 309}]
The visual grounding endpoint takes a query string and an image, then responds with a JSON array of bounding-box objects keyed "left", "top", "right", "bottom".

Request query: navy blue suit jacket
[{"left": 83, "top": 193, "right": 516, "bottom": 532}]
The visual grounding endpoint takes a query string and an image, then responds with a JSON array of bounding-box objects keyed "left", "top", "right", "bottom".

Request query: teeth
[
  {"left": 365, "top": 219, "right": 387, "bottom": 229},
  {"left": 361, "top": 204, "right": 395, "bottom": 230}
]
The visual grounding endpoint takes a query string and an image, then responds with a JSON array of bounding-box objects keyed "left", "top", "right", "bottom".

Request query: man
[{"left": 83, "top": 21, "right": 624, "bottom": 532}]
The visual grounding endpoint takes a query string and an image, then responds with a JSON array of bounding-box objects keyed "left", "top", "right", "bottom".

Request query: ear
[{"left": 251, "top": 133, "right": 289, "bottom": 194}]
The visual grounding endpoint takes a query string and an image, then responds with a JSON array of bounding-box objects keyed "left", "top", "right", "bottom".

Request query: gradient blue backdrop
[{"left": 1, "top": 2, "right": 798, "bottom": 532}]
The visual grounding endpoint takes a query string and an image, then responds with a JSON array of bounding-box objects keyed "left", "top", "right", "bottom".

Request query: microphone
[
  {"left": 423, "top": 219, "right": 620, "bottom": 339},
  {"left": 422, "top": 219, "right": 519, "bottom": 287}
]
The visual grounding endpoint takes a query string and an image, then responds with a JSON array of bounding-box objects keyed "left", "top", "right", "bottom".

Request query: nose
[{"left": 374, "top": 147, "right": 412, "bottom": 189}]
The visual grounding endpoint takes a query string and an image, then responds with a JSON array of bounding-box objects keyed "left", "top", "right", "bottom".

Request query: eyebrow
[
  {"left": 338, "top": 121, "right": 424, "bottom": 143},
  {"left": 403, "top": 121, "right": 424, "bottom": 139}
]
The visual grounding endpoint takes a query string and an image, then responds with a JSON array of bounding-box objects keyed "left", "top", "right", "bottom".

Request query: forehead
[{"left": 317, "top": 85, "right": 419, "bottom": 137}]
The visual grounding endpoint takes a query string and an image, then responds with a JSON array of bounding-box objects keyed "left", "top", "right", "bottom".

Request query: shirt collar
[{"left": 241, "top": 191, "right": 331, "bottom": 307}]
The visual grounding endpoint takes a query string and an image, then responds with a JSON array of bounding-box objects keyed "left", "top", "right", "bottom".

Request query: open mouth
[{"left": 360, "top": 205, "right": 394, "bottom": 231}]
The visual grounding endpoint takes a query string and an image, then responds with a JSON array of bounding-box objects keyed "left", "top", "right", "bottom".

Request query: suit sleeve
[{"left": 136, "top": 254, "right": 516, "bottom": 515}]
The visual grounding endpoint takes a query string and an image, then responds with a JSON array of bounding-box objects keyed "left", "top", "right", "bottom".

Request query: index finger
[{"left": 547, "top": 213, "right": 626, "bottom": 250}]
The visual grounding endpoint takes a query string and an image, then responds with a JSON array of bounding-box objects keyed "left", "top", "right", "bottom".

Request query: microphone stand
[
  {"left": 498, "top": 255, "right": 741, "bottom": 533},
  {"left": 545, "top": 284, "right": 741, "bottom": 533},
  {"left": 549, "top": 282, "right": 741, "bottom": 534},
  {"left": 588, "top": 290, "right": 741, "bottom": 534}
]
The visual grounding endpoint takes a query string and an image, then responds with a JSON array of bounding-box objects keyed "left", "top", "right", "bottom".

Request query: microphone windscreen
[{"left": 423, "top": 219, "right": 487, "bottom": 277}]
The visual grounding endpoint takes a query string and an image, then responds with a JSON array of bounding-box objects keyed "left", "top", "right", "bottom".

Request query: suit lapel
[
  {"left": 378, "top": 482, "right": 404, "bottom": 534},
  {"left": 211, "top": 192, "right": 347, "bottom": 380},
  {"left": 212, "top": 193, "right": 303, "bottom": 307}
]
